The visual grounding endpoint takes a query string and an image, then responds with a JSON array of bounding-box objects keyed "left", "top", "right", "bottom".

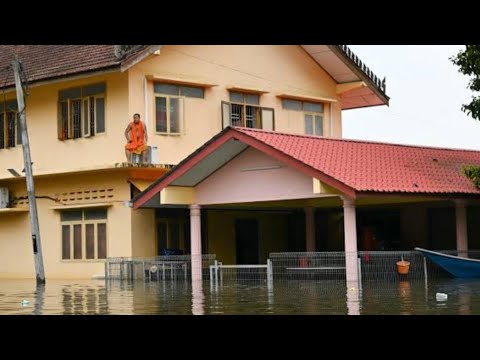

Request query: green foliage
[
  {"left": 451, "top": 45, "right": 480, "bottom": 120},
  {"left": 463, "top": 165, "right": 480, "bottom": 188}
]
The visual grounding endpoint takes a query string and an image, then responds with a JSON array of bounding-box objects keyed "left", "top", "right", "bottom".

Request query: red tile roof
[
  {"left": 132, "top": 127, "right": 480, "bottom": 209},
  {"left": 235, "top": 127, "right": 480, "bottom": 195}
]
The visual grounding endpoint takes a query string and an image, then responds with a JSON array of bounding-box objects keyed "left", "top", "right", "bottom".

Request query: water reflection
[
  {"left": 346, "top": 281, "right": 360, "bottom": 315},
  {"left": 62, "top": 284, "right": 108, "bottom": 315},
  {"left": 32, "top": 284, "right": 45, "bottom": 315},
  {"left": 1, "top": 278, "right": 480, "bottom": 314},
  {"left": 398, "top": 281, "right": 412, "bottom": 314},
  {"left": 191, "top": 280, "right": 204, "bottom": 315}
]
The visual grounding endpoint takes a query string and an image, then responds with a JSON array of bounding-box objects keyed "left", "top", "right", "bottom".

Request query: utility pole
[{"left": 12, "top": 56, "right": 46, "bottom": 284}]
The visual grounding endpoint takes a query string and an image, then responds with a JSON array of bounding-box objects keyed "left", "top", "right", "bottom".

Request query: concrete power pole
[{"left": 12, "top": 56, "right": 46, "bottom": 284}]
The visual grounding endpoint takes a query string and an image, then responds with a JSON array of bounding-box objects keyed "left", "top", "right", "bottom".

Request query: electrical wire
[{"left": 166, "top": 47, "right": 330, "bottom": 97}]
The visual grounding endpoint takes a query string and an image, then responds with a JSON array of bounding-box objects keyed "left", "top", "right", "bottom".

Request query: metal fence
[
  {"left": 105, "top": 255, "right": 216, "bottom": 281},
  {"left": 270, "top": 250, "right": 480, "bottom": 282},
  {"left": 209, "top": 260, "right": 273, "bottom": 283},
  {"left": 105, "top": 250, "right": 480, "bottom": 283}
]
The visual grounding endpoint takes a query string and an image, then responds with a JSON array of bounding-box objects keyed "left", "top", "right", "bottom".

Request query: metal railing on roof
[{"left": 336, "top": 45, "right": 387, "bottom": 94}]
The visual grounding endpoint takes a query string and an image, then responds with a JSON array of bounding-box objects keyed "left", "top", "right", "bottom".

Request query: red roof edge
[
  {"left": 132, "top": 127, "right": 356, "bottom": 209},
  {"left": 230, "top": 130, "right": 356, "bottom": 198},
  {"left": 132, "top": 128, "right": 236, "bottom": 209}
]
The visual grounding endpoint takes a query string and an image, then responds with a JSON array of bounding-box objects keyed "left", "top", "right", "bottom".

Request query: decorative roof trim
[{"left": 329, "top": 45, "right": 389, "bottom": 105}]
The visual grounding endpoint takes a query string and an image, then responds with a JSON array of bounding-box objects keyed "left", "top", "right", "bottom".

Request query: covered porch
[{"left": 131, "top": 127, "right": 480, "bottom": 282}]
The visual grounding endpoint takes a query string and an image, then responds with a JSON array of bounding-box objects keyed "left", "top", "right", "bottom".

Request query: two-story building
[{"left": 1, "top": 45, "right": 479, "bottom": 280}]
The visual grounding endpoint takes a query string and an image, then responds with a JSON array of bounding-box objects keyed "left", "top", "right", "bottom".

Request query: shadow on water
[{"left": 2, "top": 278, "right": 480, "bottom": 314}]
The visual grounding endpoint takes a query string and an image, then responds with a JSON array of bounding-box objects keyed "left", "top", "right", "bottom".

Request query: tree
[{"left": 451, "top": 45, "right": 480, "bottom": 120}]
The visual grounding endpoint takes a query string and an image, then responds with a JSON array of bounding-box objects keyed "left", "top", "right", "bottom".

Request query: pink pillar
[
  {"left": 190, "top": 204, "right": 202, "bottom": 281},
  {"left": 342, "top": 196, "right": 358, "bottom": 283},
  {"left": 305, "top": 206, "right": 315, "bottom": 252},
  {"left": 455, "top": 200, "right": 468, "bottom": 256}
]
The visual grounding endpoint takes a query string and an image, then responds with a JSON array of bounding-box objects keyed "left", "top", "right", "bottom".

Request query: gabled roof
[
  {"left": 132, "top": 127, "right": 480, "bottom": 209},
  {"left": 0, "top": 45, "right": 161, "bottom": 90},
  {"left": 0, "top": 45, "right": 387, "bottom": 109},
  {"left": 301, "top": 45, "right": 389, "bottom": 109}
]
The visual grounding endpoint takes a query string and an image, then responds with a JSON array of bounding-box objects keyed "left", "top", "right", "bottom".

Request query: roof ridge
[{"left": 233, "top": 127, "right": 480, "bottom": 153}]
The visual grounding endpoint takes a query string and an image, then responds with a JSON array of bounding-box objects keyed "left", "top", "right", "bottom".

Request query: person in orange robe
[{"left": 124, "top": 113, "right": 148, "bottom": 163}]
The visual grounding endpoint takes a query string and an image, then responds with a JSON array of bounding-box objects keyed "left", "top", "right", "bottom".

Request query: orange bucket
[{"left": 396, "top": 260, "right": 410, "bottom": 275}]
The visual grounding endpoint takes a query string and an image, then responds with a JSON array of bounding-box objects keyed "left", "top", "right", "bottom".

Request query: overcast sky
[{"left": 342, "top": 45, "right": 480, "bottom": 150}]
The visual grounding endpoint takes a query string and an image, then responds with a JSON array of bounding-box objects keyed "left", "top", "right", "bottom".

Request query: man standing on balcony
[{"left": 125, "top": 113, "right": 149, "bottom": 163}]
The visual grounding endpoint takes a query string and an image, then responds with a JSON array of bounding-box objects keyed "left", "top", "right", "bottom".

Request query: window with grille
[
  {"left": 221, "top": 91, "right": 274, "bottom": 131},
  {"left": 0, "top": 100, "right": 22, "bottom": 149},
  {"left": 282, "top": 99, "right": 324, "bottom": 136},
  {"left": 58, "top": 83, "right": 106, "bottom": 141},
  {"left": 61, "top": 208, "right": 107, "bottom": 261}
]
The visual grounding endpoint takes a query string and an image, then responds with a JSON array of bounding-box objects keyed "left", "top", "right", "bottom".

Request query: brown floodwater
[{"left": 0, "top": 278, "right": 478, "bottom": 315}]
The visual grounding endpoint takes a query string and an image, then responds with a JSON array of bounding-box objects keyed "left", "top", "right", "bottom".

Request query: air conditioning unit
[
  {"left": 0, "top": 188, "right": 9, "bottom": 209},
  {"left": 149, "top": 145, "right": 159, "bottom": 165},
  {"left": 131, "top": 146, "right": 160, "bottom": 165}
]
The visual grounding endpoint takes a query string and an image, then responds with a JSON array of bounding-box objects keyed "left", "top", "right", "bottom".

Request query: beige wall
[
  {"left": 0, "top": 46, "right": 344, "bottom": 179},
  {"left": 131, "top": 45, "right": 343, "bottom": 165},
  {"left": 206, "top": 209, "right": 288, "bottom": 264},
  {"left": 0, "top": 72, "right": 129, "bottom": 179},
  {"left": 0, "top": 45, "right": 353, "bottom": 278},
  {"left": 0, "top": 212, "right": 33, "bottom": 278},
  {"left": 0, "top": 171, "right": 140, "bottom": 279},
  {"left": 131, "top": 208, "right": 156, "bottom": 257}
]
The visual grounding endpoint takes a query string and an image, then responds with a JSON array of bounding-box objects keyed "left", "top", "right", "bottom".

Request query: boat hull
[{"left": 415, "top": 247, "right": 480, "bottom": 278}]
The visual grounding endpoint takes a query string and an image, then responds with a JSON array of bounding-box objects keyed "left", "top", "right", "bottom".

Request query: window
[
  {"left": 153, "top": 82, "right": 199, "bottom": 134},
  {"left": 222, "top": 91, "right": 274, "bottom": 131},
  {"left": 61, "top": 208, "right": 107, "bottom": 260},
  {"left": 282, "top": 99, "right": 324, "bottom": 136},
  {"left": 155, "top": 96, "right": 183, "bottom": 134},
  {"left": 154, "top": 83, "right": 204, "bottom": 99},
  {"left": 0, "top": 100, "right": 21, "bottom": 149},
  {"left": 58, "top": 83, "right": 106, "bottom": 141}
]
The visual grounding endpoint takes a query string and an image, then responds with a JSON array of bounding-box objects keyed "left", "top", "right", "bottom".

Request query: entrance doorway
[{"left": 235, "top": 219, "right": 259, "bottom": 264}]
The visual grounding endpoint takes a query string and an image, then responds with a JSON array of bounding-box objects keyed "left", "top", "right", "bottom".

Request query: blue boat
[{"left": 415, "top": 247, "right": 480, "bottom": 278}]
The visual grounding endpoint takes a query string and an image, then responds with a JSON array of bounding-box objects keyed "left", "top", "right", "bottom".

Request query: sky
[{"left": 342, "top": 45, "right": 480, "bottom": 150}]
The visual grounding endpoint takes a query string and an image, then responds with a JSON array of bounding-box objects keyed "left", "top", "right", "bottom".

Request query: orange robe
[{"left": 125, "top": 121, "right": 148, "bottom": 154}]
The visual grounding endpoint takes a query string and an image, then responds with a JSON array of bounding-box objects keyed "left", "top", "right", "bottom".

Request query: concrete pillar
[
  {"left": 342, "top": 196, "right": 358, "bottom": 283},
  {"left": 304, "top": 206, "right": 316, "bottom": 252},
  {"left": 190, "top": 204, "right": 202, "bottom": 281},
  {"left": 455, "top": 199, "right": 468, "bottom": 257}
]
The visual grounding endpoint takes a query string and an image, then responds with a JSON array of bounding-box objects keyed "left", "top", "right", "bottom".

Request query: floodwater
[{"left": 0, "top": 278, "right": 479, "bottom": 315}]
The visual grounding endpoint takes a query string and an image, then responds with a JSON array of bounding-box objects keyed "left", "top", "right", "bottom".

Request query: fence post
[
  {"left": 423, "top": 256, "right": 428, "bottom": 292},
  {"left": 357, "top": 257, "right": 362, "bottom": 291},
  {"left": 219, "top": 262, "right": 223, "bottom": 284},
  {"left": 267, "top": 259, "right": 273, "bottom": 282}
]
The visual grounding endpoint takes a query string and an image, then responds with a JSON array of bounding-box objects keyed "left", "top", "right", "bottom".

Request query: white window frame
[
  {"left": 304, "top": 112, "right": 324, "bottom": 136},
  {"left": 58, "top": 86, "right": 106, "bottom": 141},
  {"left": 154, "top": 95, "right": 184, "bottom": 135}
]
